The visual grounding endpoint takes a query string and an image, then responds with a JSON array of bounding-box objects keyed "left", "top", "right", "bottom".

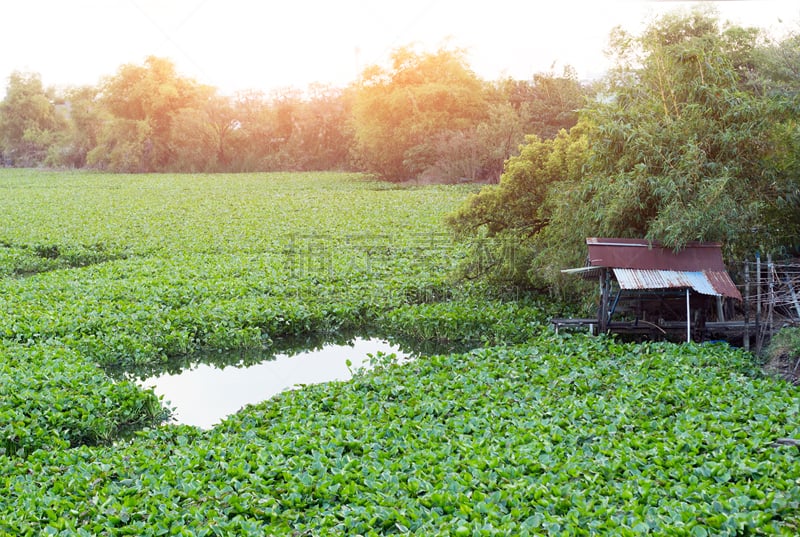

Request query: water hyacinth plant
[{"left": 0, "top": 170, "right": 798, "bottom": 534}]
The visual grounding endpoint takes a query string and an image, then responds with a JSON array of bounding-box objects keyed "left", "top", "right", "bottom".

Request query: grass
[{"left": 765, "top": 327, "right": 800, "bottom": 384}]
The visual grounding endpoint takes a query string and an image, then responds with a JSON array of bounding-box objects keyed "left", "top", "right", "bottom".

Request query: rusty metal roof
[
  {"left": 584, "top": 238, "right": 742, "bottom": 300},
  {"left": 613, "top": 268, "right": 740, "bottom": 298},
  {"left": 586, "top": 238, "right": 728, "bottom": 271}
]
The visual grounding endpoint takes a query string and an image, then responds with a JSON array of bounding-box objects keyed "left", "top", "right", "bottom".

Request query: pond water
[{"left": 137, "top": 338, "right": 410, "bottom": 429}]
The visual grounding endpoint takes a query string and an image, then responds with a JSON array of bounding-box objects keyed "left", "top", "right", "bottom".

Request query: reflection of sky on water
[{"left": 138, "top": 338, "right": 407, "bottom": 429}]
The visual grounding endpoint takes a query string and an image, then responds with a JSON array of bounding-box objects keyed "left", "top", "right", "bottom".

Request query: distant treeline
[{"left": 0, "top": 48, "right": 587, "bottom": 182}]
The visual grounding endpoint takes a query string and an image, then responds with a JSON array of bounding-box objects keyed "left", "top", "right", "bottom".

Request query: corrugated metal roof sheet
[
  {"left": 703, "top": 270, "right": 743, "bottom": 300},
  {"left": 560, "top": 266, "right": 602, "bottom": 277},
  {"left": 613, "top": 268, "right": 741, "bottom": 300},
  {"left": 562, "top": 238, "right": 743, "bottom": 300}
]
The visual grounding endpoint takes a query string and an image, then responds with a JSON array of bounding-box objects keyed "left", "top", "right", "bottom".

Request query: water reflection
[{"left": 137, "top": 338, "right": 408, "bottom": 429}]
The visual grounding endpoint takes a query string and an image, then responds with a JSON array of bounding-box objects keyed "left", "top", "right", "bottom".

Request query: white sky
[{"left": 1, "top": 1, "right": 798, "bottom": 96}]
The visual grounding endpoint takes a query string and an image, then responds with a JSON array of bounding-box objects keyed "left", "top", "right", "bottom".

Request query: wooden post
[
  {"left": 766, "top": 254, "right": 775, "bottom": 350},
  {"left": 686, "top": 288, "right": 691, "bottom": 343},
  {"left": 785, "top": 275, "right": 800, "bottom": 320},
  {"left": 756, "top": 253, "right": 761, "bottom": 348},
  {"left": 597, "top": 270, "right": 603, "bottom": 332},
  {"left": 599, "top": 268, "right": 609, "bottom": 333},
  {"left": 744, "top": 260, "right": 750, "bottom": 352}
]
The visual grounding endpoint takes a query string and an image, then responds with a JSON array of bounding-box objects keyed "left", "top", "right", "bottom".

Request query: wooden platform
[
  {"left": 551, "top": 317, "right": 753, "bottom": 342},
  {"left": 550, "top": 318, "right": 597, "bottom": 334}
]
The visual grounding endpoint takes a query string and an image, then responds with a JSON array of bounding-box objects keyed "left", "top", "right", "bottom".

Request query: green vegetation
[
  {"left": 3, "top": 335, "right": 800, "bottom": 535},
  {"left": 0, "top": 49, "right": 587, "bottom": 182},
  {"left": 0, "top": 169, "right": 798, "bottom": 535},
  {"left": 765, "top": 327, "right": 800, "bottom": 383},
  {"left": 2, "top": 8, "right": 800, "bottom": 535},
  {"left": 0, "top": 169, "right": 483, "bottom": 455},
  {"left": 450, "top": 10, "right": 800, "bottom": 293}
]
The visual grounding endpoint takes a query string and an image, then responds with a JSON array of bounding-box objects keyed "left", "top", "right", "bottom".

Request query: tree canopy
[
  {"left": 349, "top": 47, "right": 588, "bottom": 183},
  {"left": 0, "top": 72, "right": 64, "bottom": 166},
  {"left": 582, "top": 9, "right": 793, "bottom": 256},
  {"left": 0, "top": 48, "right": 587, "bottom": 180},
  {"left": 0, "top": 59, "right": 360, "bottom": 174},
  {"left": 349, "top": 46, "right": 489, "bottom": 181},
  {"left": 449, "top": 8, "right": 800, "bottom": 295}
]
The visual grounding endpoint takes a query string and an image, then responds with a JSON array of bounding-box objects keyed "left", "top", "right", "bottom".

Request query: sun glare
[{"left": 0, "top": 0, "right": 798, "bottom": 95}]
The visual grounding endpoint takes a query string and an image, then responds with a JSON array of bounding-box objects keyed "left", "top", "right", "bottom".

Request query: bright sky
[{"left": 2, "top": 0, "right": 798, "bottom": 96}]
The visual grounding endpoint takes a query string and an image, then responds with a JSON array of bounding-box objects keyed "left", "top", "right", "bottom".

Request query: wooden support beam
[
  {"left": 598, "top": 268, "right": 610, "bottom": 333},
  {"left": 785, "top": 275, "right": 800, "bottom": 320},
  {"left": 756, "top": 253, "right": 761, "bottom": 350},
  {"left": 686, "top": 288, "right": 691, "bottom": 343},
  {"left": 744, "top": 260, "right": 750, "bottom": 352}
]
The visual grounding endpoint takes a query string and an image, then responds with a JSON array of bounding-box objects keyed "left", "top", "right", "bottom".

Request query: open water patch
[{"left": 137, "top": 337, "right": 410, "bottom": 429}]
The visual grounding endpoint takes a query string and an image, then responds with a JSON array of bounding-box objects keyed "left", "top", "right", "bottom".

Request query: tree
[
  {"left": 462, "top": 72, "right": 589, "bottom": 183},
  {"left": 493, "top": 69, "right": 587, "bottom": 140},
  {"left": 449, "top": 8, "right": 800, "bottom": 297},
  {"left": 92, "top": 56, "right": 206, "bottom": 171},
  {"left": 170, "top": 92, "right": 238, "bottom": 172},
  {"left": 752, "top": 31, "right": 800, "bottom": 253},
  {"left": 580, "top": 8, "right": 797, "bottom": 257},
  {"left": 0, "top": 71, "right": 65, "bottom": 166},
  {"left": 350, "top": 46, "right": 488, "bottom": 181},
  {"left": 46, "top": 85, "right": 105, "bottom": 168},
  {"left": 447, "top": 123, "right": 589, "bottom": 288},
  {"left": 752, "top": 31, "right": 800, "bottom": 98},
  {"left": 261, "top": 87, "right": 306, "bottom": 171},
  {"left": 224, "top": 90, "right": 280, "bottom": 171},
  {"left": 282, "top": 84, "right": 353, "bottom": 171},
  {"left": 87, "top": 118, "right": 152, "bottom": 173}
]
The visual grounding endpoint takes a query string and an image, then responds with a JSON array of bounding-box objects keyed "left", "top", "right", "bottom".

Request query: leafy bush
[{"left": 765, "top": 327, "right": 800, "bottom": 383}]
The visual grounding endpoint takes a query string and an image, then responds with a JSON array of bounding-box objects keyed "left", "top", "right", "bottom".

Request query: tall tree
[
  {"left": 449, "top": 8, "right": 800, "bottom": 296},
  {"left": 46, "top": 85, "right": 105, "bottom": 168},
  {"left": 170, "top": 91, "right": 238, "bottom": 172},
  {"left": 350, "top": 46, "right": 488, "bottom": 181},
  {"left": 752, "top": 30, "right": 800, "bottom": 253},
  {"left": 458, "top": 70, "right": 589, "bottom": 183},
  {"left": 493, "top": 69, "right": 587, "bottom": 140},
  {"left": 91, "top": 56, "right": 206, "bottom": 171},
  {"left": 226, "top": 90, "right": 281, "bottom": 171},
  {"left": 580, "top": 8, "right": 796, "bottom": 257},
  {"left": 283, "top": 83, "right": 353, "bottom": 171},
  {"left": 0, "top": 71, "right": 64, "bottom": 166}
]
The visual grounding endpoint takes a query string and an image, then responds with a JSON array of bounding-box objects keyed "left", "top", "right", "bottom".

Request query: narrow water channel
[{"left": 138, "top": 337, "right": 409, "bottom": 429}]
